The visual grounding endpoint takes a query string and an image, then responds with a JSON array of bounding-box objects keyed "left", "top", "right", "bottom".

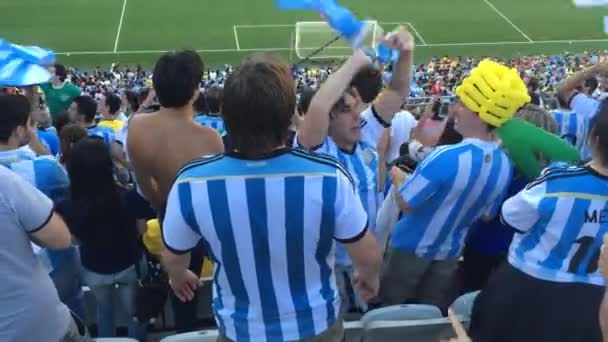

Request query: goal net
[{"left": 294, "top": 20, "right": 380, "bottom": 60}]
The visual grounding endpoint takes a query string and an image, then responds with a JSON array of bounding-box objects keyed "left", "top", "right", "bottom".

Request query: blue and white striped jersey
[
  {"left": 297, "top": 106, "right": 383, "bottom": 266},
  {"left": 550, "top": 109, "right": 588, "bottom": 157},
  {"left": 503, "top": 163, "right": 608, "bottom": 286},
  {"left": 194, "top": 114, "right": 226, "bottom": 136},
  {"left": 0, "top": 148, "right": 69, "bottom": 202},
  {"left": 569, "top": 93, "right": 601, "bottom": 160},
  {"left": 393, "top": 138, "right": 513, "bottom": 260},
  {"left": 162, "top": 148, "right": 368, "bottom": 342},
  {"left": 87, "top": 124, "right": 116, "bottom": 145}
]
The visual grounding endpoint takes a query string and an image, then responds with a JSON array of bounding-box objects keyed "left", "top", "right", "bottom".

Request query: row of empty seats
[{"left": 160, "top": 291, "right": 480, "bottom": 342}]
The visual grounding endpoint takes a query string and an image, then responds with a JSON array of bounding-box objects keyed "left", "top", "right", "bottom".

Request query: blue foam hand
[
  {"left": 0, "top": 39, "right": 55, "bottom": 86},
  {"left": 276, "top": 0, "right": 322, "bottom": 10},
  {"left": 277, "top": 0, "right": 365, "bottom": 45}
]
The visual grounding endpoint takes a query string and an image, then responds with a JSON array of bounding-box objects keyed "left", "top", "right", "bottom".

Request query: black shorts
[{"left": 469, "top": 263, "right": 604, "bottom": 342}]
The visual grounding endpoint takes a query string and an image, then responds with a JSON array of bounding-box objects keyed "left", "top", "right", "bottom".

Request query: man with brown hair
[
  {"left": 127, "top": 50, "right": 224, "bottom": 332},
  {"left": 161, "top": 52, "right": 381, "bottom": 342}
]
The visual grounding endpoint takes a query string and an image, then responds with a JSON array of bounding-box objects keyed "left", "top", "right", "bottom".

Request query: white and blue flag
[{"left": 0, "top": 39, "right": 55, "bottom": 86}]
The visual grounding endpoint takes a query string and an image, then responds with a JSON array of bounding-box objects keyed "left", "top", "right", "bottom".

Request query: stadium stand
[{"left": 3, "top": 21, "right": 608, "bottom": 341}]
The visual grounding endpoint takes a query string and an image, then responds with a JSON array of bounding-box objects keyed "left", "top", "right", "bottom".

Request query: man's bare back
[{"left": 127, "top": 109, "right": 224, "bottom": 209}]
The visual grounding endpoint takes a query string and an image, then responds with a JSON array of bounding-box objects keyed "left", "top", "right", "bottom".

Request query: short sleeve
[
  {"left": 70, "top": 84, "right": 83, "bottom": 97},
  {"left": 334, "top": 170, "right": 368, "bottom": 243},
  {"left": 4, "top": 169, "right": 54, "bottom": 233},
  {"left": 39, "top": 83, "right": 51, "bottom": 92},
  {"left": 500, "top": 181, "right": 546, "bottom": 233},
  {"left": 162, "top": 182, "right": 202, "bottom": 254},
  {"left": 570, "top": 93, "right": 600, "bottom": 119},
  {"left": 36, "top": 159, "right": 70, "bottom": 202},
  {"left": 360, "top": 106, "right": 388, "bottom": 148},
  {"left": 398, "top": 148, "right": 452, "bottom": 209}
]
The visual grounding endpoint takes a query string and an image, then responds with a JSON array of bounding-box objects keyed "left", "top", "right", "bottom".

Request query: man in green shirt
[{"left": 39, "top": 64, "right": 82, "bottom": 123}]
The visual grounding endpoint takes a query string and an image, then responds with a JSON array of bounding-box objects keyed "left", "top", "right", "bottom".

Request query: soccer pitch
[{"left": 1, "top": 0, "right": 608, "bottom": 67}]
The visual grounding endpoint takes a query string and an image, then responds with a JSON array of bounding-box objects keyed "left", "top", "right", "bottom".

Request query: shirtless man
[
  {"left": 127, "top": 50, "right": 223, "bottom": 333},
  {"left": 127, "top": 50, "right": 224, "bottom": 212}
]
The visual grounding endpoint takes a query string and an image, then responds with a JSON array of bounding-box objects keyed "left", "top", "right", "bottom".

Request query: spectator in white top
[{"left": 377, "top": 109, "right": 417, "bottom": 193}]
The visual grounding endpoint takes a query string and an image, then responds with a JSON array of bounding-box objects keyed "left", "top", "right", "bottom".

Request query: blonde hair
[{"left": 515, "top": 104, "right": 558, "bottom": 134}]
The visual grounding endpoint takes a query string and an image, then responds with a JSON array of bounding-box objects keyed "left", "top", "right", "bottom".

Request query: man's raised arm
[
  {"left": 373, "top": 29, "right": 415, "bottom": 123},
  {"left": 298, "top": 50, "right": 372, "bottom": 149}
]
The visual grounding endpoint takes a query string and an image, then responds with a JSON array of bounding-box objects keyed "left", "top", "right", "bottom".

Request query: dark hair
[
  {"left": 153, "top": 50, "right": 203, "bottom": 108},
  {"left": 73, "top": 96, "right": 98, "bottom": 123},
  {"left": 589, "top": 98, "right": 608, "bottom": 164},
  {"left": 66, "top": 139, "right": 131, "bottom": 242},
  {"left": 59, "top": 124, "right": 88, "bottom": 165},
  {"left": 298, "top": 87, "right": 316, "bottom": 116},
  {"left": 193, "top": 91, "right": 208, "bottom": 114},
  {"left": 585, "top": 77, "right": 599, "bottom": 94},
  {"left": 222, "top": 54, "right": 295, "bottom": 156},
  {"left": 206, "top": 86, "right": 223, "bottom": 114},
  {"left": 54, "top": 64, "right": 68, "bottom": 82},
  {"left": 0, "top": 95, "right": 30, "bottom": 143},
  {"left": 436, "top": 118, "right": 463, "bottom": 146},
  {"left": 55, "top": 111, "right": 72, "bottom": 136},
  {"left": 104, "top": 93, "right": 122, "bottom": 115},
  {"left": 124, "top": 90, "right": 139, "bottom": 113},
  {"left": 350, "top": 65, "right": 383, "bottom": 103}
]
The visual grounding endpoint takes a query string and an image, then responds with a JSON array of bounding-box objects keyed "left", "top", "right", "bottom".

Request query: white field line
[
  {"left": 55, "top": 38, "right": 608, "bottom": 56},
  {"left": 382, "top": 22, "right": 428, "bottom": 45},
  {"left": 113, "top": 0, "right": 128, "bottom": 52},
  {"left": 481, "top": 0, "right": 533, "bottom": 42},
  {"left": 233, "top": 26, "right": 241, "bottom": 50}
]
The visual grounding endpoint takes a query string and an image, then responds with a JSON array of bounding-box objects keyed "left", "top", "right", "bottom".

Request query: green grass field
[{"left": 1, "top": 0, "right": 608, "bottom": 68}]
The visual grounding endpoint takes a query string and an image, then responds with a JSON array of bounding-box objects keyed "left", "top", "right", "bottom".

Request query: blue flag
[{"left": 0, "top": 39, "right": 55, "bottom": 86}]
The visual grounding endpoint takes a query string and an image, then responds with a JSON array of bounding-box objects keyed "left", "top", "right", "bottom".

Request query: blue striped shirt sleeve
[
  {"left": 162, "top": 181, "right": 202, "bottom": 254},
  {"left": 501, "top": 181, "right": 546, "bottom": 233},
  {"left": 398, "top": 148, "right": 451, "bottom": 209}
]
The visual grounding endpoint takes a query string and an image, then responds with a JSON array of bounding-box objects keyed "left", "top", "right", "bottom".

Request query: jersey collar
[{"left": 227, "top": 147, "right": 291, "bottom": 160}]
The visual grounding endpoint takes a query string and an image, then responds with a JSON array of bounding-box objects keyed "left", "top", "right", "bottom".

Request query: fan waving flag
[{"left": 0, "top": 39, "right": 55, "bottom": 86}]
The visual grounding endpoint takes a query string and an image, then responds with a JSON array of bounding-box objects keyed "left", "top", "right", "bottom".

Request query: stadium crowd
[{"left": 1, "top": 27, "right": 608, "bottom": 342}]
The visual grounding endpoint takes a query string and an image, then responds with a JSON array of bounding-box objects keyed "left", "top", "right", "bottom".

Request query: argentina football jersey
[
  {"left": 162, "top": 148, "right": 368, "bottom": 341},
  {"left": 0, "top": 149, "right": 69, "bottom": 202},
  {"left": 551, "top": 109, "right": 588, "bottom": 157},
  {"left": 87, "top": 124, "right": 116, "bottom": 145},
  {"left": 297, "top": 106, "right": 383, "bottom": 266},
  {"left": 393, "top": 138, "right": 513, "bottom": 260},
  {"left": 503, "top": 163, "right": 608, "bottom": 286}
]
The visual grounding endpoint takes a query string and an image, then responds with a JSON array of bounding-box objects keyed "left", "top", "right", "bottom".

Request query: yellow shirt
[
  {"left": 144, "top": 219, "right": 213, "bottom": 278},
  {"left": 98, "top": 119, "right": 125, "bottom": 134}
]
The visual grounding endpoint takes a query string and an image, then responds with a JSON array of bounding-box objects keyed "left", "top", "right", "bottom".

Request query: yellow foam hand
[{"left": 456, "top": 60, "right": 531, "bottom": 128}]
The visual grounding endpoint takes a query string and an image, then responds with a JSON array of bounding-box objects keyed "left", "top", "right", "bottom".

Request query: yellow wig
[{"left": 455, "top": 60, "right": 531, "bottom": 127}]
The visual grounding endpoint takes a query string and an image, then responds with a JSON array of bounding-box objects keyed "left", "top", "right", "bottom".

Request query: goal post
[{"left": 294, "top": 20, "right": 380, "bottom": 60}]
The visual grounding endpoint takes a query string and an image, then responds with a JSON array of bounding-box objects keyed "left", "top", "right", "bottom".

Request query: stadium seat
[
  {"left": 360, "top": 304, "right": 443, "bottom": 326},
  {"left": 343, "top": 320, "right": 364, "bottom": 342},
  {"left": 160, "top": 330, "right": 219, "bottom": 342},
  {"left": 451, "top": 290, "right": 480, "bottom": 319},
  {"left": 363, "top": 317, "right": 462, "bottom": 342}
]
